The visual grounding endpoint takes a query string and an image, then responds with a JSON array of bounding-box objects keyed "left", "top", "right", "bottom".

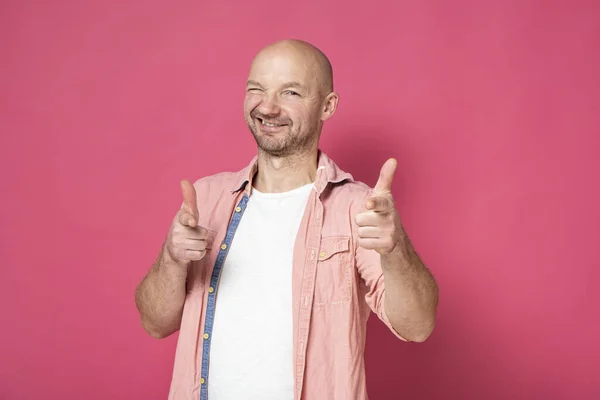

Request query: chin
[{"left": 256, "top": 138, "right": 288, "bottom": 155}]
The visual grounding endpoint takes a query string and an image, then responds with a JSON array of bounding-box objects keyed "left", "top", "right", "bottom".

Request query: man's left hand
[{"left": 355, "top": 158, "right": 402, "bottom": 255}]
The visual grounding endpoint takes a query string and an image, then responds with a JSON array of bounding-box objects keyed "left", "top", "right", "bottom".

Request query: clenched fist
[{"left": 164, "top": 179, "right": 209, "bottom": 266}]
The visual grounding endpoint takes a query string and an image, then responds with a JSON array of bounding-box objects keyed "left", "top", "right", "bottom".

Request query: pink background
[{"left": 1, "top": 1, "right": 599, "bottom": 399}]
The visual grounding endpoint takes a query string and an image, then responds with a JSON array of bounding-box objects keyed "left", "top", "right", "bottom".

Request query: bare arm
[
  {"left": 355, "top": 158, "right": 438, "bottom": 342},
  {"left": 135, "top": 247, "right": 189, "bottom": 339},
  {"left": 135, "top": 180, "right": 208, "bottom": 339},
  {"left": 380, "top": 228, "right": 438, "bottom": 342}
]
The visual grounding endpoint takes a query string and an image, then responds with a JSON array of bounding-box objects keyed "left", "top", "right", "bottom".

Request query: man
[{"left": 135, "top": 39, "right": 439, "bottom": 400}]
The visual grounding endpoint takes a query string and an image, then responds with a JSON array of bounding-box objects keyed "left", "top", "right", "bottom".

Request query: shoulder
[
  {"left": 193, "top": 170, "right": 244, "bottom": 187},
  {"left": 326, "top": 179, "right": 374, "bottom": 213},
  {"left": 190, "top": 169, "right": 246, "bottom": 203},
  {"left": 191, "top": 155, "right": 255, "bottom": 193},
  {"left": 332, "top": 179, "right": 373, "bottom": 198},
  {"left": 338, "top": 180, "right": 372, "bottom": 196}
]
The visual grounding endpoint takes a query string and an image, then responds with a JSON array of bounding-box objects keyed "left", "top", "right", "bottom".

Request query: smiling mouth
[{"left": 257, "top": 118, "right": 288, "bottom": 127}]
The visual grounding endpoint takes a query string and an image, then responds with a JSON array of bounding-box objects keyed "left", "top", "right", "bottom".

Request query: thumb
[
  {"left": 373, "top": 158, "right": 397, "bottom": 193},
  {"left": 180, "top": 179, "right": 199, "bottom": 226}
]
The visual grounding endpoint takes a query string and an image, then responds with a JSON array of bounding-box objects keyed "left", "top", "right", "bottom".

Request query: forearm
[
  {"left": 135, "top": 247, "right": 188, "bottom": 339},
  {"left": 381, "top": 229, "right": 438, "bottom": 342}
]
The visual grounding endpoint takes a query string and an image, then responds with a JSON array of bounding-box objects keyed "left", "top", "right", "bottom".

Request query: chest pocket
[
  {"left": 313, "top": 236, "right": 353, "bottom": 307},
  {"left": 186, "top": 229, "right": 218, "bottom": 293}
]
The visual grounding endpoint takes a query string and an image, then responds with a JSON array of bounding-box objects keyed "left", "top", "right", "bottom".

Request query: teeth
[{"left": 261, "top": 120, "right": 281, "bottom": 127}]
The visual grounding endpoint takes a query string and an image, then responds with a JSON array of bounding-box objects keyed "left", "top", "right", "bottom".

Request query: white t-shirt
[{"left": 207, "top": 182, "right": 314, "bottom": 400}]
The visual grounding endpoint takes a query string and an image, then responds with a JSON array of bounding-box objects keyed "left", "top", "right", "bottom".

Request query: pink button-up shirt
[{"left": 168, "top": 151, "right": 406, "bottom": 400}]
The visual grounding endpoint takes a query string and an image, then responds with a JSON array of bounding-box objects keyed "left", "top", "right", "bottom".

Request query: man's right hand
[{"left": 164, "top": 179, "right": 209, "bottom": 267}]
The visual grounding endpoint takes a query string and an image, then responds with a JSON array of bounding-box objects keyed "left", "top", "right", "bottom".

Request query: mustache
[{"left": 251, "top": 111, "right": 291, "bottom": 125}]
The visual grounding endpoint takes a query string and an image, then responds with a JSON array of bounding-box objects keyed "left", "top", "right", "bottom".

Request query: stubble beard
[{"left": 246, "top": 117, "right": 318, "bottom": 158}]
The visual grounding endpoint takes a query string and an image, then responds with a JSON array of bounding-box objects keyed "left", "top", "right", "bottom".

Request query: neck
[{"left": 252, "top": 149, "right": 318, "bottom": 193}]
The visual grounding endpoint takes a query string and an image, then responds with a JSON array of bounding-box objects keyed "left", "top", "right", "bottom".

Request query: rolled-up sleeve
[{"left": 353, "top": 189, "right": 409, "bottom": 342}]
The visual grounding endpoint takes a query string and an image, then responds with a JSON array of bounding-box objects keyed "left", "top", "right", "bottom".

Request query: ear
[{"left": 320, "top": 91, "right": 339, "bottom": 122}]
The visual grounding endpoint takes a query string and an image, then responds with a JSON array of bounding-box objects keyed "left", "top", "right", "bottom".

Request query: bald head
[
  {"left": 243, "top": 39, "right": 339, "bottom": 158},
  {"left": 250, "top": 39, "right": 334, "bottom": 95}
]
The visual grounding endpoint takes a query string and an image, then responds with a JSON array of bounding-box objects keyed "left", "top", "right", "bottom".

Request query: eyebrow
[
  {"left": 280, "top": 81, "right": 306, "bottom": 90},
  {"left": 246, "top": 80, "right": 307, "bottom": 91},
  {"left": 246, "top": 80, "right": 264, "bottom": 88}
]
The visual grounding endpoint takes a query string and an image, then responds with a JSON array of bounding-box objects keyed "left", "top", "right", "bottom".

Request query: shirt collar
[{"left": 231, "top": 150, "right": 354, "bottom": 196}]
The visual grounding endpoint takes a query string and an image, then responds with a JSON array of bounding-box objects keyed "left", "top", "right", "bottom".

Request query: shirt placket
[
  {"left": 295, "top": 195, "right": 324, "bottom": 400},
  {"left": 199, "top": 194, "right": 249, "bottom": 400}
]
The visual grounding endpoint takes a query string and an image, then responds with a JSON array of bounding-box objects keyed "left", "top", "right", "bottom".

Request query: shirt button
[
  {"left": 203, "top": 333, "right": 209, "bottom": 339},
  {"left": 221, "top": 244, "right": 227, "bottom": 250},
  {"left": 319, "top": 251, "right": 326, "bottom": 259},
  {"left": 208, "top": 287, "right": 214, "bottom": 293},
  {"left": 200, "top": 378, "right": 205, "bottom": 384},
  {"left": 235, "top": 206, "right": 242, "bottom": 212}
]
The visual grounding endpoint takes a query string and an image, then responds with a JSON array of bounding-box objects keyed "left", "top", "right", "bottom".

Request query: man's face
[{"left": 243, "top": 48, "right": 329, "bottom": 157}]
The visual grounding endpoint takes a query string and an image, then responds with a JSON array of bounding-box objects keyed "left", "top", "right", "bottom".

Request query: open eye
[{"left": 284, "top": 90, "right": 300, "bottom": 96}]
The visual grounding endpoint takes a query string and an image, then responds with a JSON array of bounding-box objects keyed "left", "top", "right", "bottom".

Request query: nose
[{"left": 257, "top": 93, "right": 281, "bottom": 116}]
